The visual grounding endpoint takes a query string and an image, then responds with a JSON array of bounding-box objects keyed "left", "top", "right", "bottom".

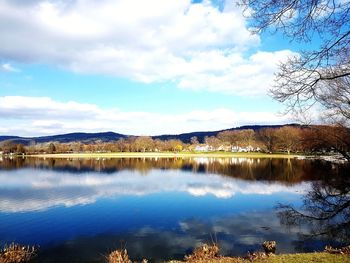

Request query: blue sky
[{"left": 0, "top": 0, "right": 301, "bottom": 136}]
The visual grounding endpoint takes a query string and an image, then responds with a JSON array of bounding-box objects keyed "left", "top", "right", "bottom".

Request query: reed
[{"left": 0, "top": 243, "right": 37, "bottom": 263}]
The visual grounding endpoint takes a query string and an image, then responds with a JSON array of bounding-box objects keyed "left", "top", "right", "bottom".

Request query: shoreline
[
  {"left": 167, "top": 252, "right": 349, "bottom": 263},
  {"left": 26, "top": 152, "right": 303, "bottom": 159},
  {"left": 107, "top": 243, "right": 350, "bottom": 263}
]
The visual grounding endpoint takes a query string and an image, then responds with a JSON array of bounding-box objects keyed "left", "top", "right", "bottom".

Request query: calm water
[{"left": 0, "top": 157, "right": 349, "bottom": 262}]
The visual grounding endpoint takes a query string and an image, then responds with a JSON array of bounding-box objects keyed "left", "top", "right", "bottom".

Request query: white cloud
[
  {"left": 0, "top": 0, "right": 296, "bottom": 95},
  {"left": 0, "top": 63, "right": 20, "bottom": 72},
  {"left": 178, "top": 50, "right": 295, "bottom": 95},
  {"left": 0, "top": 96, "right": 292, "bottom": 136}
]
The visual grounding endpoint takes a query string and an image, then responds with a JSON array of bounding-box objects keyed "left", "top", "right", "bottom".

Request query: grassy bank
[
  {"left": 168, "top": 253, "right": 349, "bottom": 263},
  {"left": 106, "top": 244, "right": 350, "bottom": 263},
  {"left": 2, "top": 243, "right": 349, "bottom": 263},
  {"left": 28, "top": 151, "right": 301, "bottom": 159}
]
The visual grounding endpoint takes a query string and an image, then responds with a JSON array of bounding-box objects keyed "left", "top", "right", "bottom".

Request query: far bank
[{"left": 27, "top": 152, "right": 302, "bottom": 159}]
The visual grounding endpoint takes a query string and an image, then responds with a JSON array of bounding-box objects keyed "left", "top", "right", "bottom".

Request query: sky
[{"left": 0, "top": 0, "right": 302, "bottom": 137}]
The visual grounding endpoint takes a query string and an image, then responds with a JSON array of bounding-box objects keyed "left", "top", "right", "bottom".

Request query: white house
[
  {"left": 232, "top": 145, "right": 261, "bottom": 152},
  {"left": 195, "top": 145, "right": 212, "bottom": 152}
]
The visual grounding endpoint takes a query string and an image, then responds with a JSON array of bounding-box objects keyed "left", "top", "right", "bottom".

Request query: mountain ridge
[{"left": 0, "top": 124, "right": 299, "bottom": 145}]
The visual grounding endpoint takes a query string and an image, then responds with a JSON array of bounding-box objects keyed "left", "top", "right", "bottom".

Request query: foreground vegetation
[
  {"left": 3, "top": 242, "right": 347, "bottom": 263},
  {"left": 0, "top": 243, "right": 37, "bottom": 263},
  {"left": 106, "top": 243, "right": 350, "bottom": 263},
  {"left": 168, "top": 253, "right": 349, "bottom": 263}
]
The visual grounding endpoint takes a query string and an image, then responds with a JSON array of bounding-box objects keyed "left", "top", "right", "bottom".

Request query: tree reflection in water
[
  {"left": 0, "top": 156, "right": 342, "bottom": 184},
  {"left": 277, "top": 164, "right": 350, "bottom": 244}
]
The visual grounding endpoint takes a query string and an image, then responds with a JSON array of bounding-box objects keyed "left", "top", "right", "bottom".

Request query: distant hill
[
  {"left": 0, "top": 124, "right": 299, "bottom": 145},
  {"left": 153, "top": 124, "right": 299, "bottom": 143},
  {"left": 0, "top": 136, "right": 21, "bottom": 141},
  {"left": 0, "top": 132, "right": 128, "bottom": 145},
  {"left": 32, "top": 132, "right": 128, "bottom": 143}
]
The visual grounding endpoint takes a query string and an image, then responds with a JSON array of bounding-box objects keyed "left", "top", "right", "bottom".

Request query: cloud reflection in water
[{"left": 0, "top": 168, "right": 309, "bottom": 213}]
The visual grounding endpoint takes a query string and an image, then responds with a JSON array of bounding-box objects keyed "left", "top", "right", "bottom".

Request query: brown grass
[
  {"left": 0, "top": 243, "right": 37, "bottom": 263},
  {"left": 182, "top": 242, "right": 275, "bottom": 262},
  {"left": 168, "top": 243, "right": 350, "bottom": 263},
  {"left": 262, "top": 241, "right": 276, "bottom": 255},
  {"left": 107, "top": 249, "right": 130, "bottom": 263},
  {"left": 184, "top": 244, "right": 220, "bottom": 262},
  {"left": 106, "top": 249, "right": 148, "bottom": 263},
  {"left": 324, "top": 245, "right": 350, "bottom": 255}
]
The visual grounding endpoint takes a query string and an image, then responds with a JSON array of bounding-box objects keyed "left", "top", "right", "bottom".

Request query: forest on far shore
[{"left": 1, "top": 125, "right": 349, "bottom": 160}]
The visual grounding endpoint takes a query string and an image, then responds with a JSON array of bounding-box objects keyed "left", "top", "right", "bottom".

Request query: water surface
[{"left": 0, "top": 157, "right": 348, "bottom": 262}]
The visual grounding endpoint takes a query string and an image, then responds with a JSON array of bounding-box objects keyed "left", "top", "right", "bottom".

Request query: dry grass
[
  {"left": 324, "top": 245, "right": 350, "bottom": 255},
  {"left": 255, "top": 253, "right": 349, "bottom": 263},
  {"left": 168, "top": 243, "right": 350, "bottom": 263},
  {"left": 107, "top": 249, "right": 131, "bottom": 263},
  {"left": 262, "top": 241, "right": 276, "bottom": 255},
  {"left": 0, "top": 243, "right": 37, "bottom": 263},
  {"left": 2, "top": 241, "right": 348, "bottom": 263},
  {"left": 184, "top": 244, "right": 220, "bottom": 262},
  {"left": 106, "top": 249, "right": 148, "bottom": 263},
  {"left": 169, "top": 253, "right": 349, "bottom": 263}
]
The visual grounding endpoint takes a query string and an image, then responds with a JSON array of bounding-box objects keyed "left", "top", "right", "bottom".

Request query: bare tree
[
  {"left": 16, "top": 144, "right": 26, "bottom": 154},
  {"left": 240, "top": 0, "right": 350, "bottom": 158},
  {"left": 320, "top": 76, "right": 350, "bottom": 126},
  {"left": 239, "top": 1, "right": 350, "bottom": 123},
  {"left": 275, "top": 126, "right": 301, "bottom": 154},
  {"left": 257, "top": 128, "right": 277, "bottom": 152},
  {"left": 0, "top": 141, "right": 16, "bottom": 154},
  {"left": 48, "top": 143, "right": 56, "bottom": 154},
  {"left": 134, "top": 136, "right": 154, "bottom": 152},
  {"left": 168, "top": 139, "right": 184, "bottom": 152},
  {"left": 205, "top": 136, "right": 222, "bottom": 149},
  {"left": 302, "top": 125, "right": 350, "bottom": 160},
  {"left": 190, "top": 136, "right": 199, "bottom": 145},
  {"left": 237, "top": 129, "right": 256, "bottom": 147},
  {"left": 217, "top": 130, "right": 239, "bottom": 147}
]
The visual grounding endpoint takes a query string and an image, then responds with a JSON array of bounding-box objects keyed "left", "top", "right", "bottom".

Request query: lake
[{"left": 0, "top": 157, "right": 349, "bottom": 262}]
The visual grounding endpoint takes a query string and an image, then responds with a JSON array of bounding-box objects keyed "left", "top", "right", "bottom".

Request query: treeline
[{"left": 0, "top": 125, "right": 349, "bottom": 157}]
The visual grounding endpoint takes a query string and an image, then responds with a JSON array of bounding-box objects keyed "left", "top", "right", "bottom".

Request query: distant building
[
  {"left": 195, "top": 145, "right": 212, "bottom": 152},
  {"left": 232, "top": 145, "right": 261, "bottom": 152},
  {"left": 195, "top": 144, "right": 262, "bottom": 152},
  {"left": 217, "top": 145, "right": 231, "bottom": 151}
]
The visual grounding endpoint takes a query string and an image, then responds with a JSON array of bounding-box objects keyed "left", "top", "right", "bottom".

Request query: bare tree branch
[{"left": 239, "top": 0, "right": 350, "bottom": 158}]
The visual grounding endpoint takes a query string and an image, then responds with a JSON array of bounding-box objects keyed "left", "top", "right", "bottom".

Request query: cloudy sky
[{"left": 0, "top": 0, "right": 300, "bottom": 136}]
